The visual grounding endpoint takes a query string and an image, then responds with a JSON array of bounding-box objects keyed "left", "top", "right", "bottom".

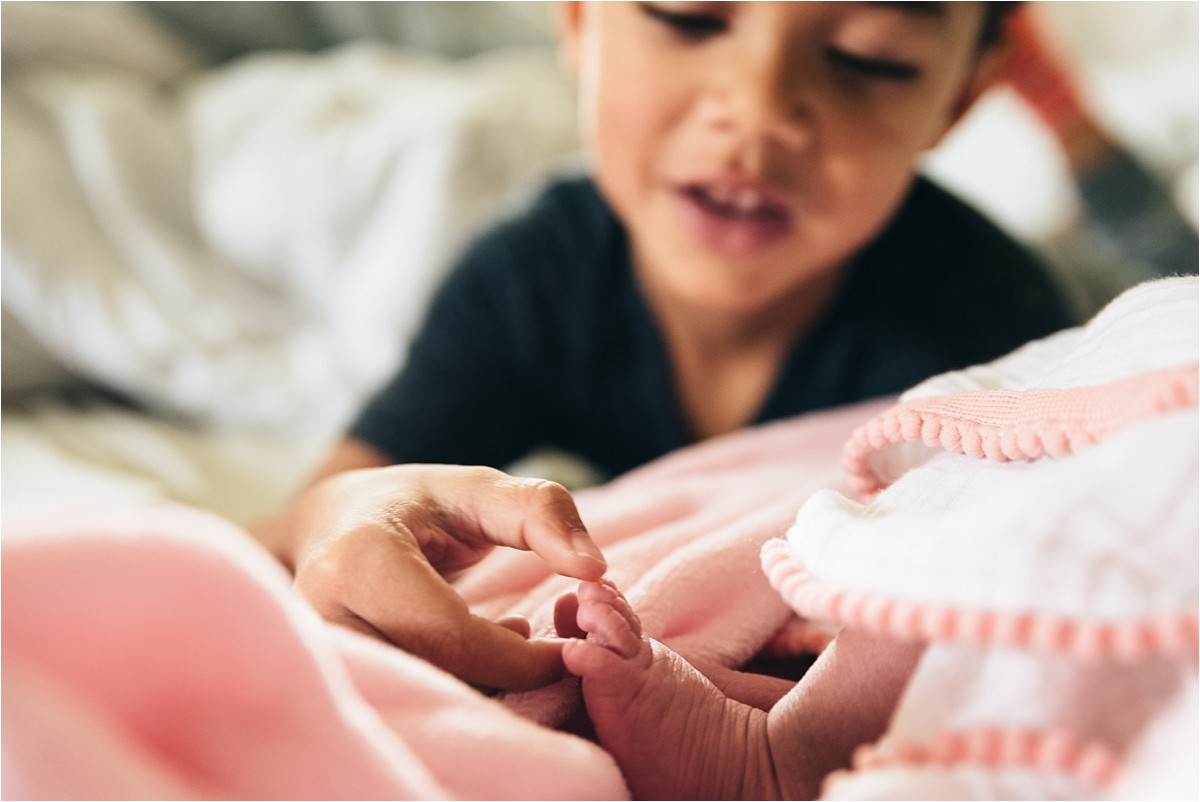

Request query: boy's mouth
[{"left": 677, "top": 183, "right": 792, "bottom": 255}]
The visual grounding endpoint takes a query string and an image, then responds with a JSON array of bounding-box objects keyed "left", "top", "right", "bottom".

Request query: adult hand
[{"left": 281, "top": 464, "right": 607, "bottom": 691}]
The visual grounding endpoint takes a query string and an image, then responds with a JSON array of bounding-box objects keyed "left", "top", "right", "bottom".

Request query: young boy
[{"left": 259, "top": 2, "right": 1074, "bottom": 693}]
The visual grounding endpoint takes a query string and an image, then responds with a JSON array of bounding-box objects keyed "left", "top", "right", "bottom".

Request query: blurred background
[{"left": 2, "top": 1, "right": 1196, "bottom": 521}]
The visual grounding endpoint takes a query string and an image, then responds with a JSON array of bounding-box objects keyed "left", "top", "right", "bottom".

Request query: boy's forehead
[
  {"left": 857, "top": 1, "right": 986, "bottom": 42},
  {"left": 862, "top": 0, "right": 958, "bottom": 28},
  {"left": 794, "top": 1, "right": 979, "bottom": 37},
  {"left": 571, "top": 1, "right": 989, "bottom": 52}
]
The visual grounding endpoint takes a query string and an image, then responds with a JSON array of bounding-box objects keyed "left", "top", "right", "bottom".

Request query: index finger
[{"left": 417, "top": 468, "right": 608, "bottom": 581}]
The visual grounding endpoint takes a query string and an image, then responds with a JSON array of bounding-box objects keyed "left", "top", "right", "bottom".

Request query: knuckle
[
  {"left": 512, "top": 479, "right": 581, "bottom": 538},
  {"left": 466, "top": 465, "right": 508, "bottom": 486},
  {"left": 293, "top": 526, "right": 383, "bottom": 609},
  {"left": 380, "top": 497, "right": 433, "bottom": 535},
  {"left": 404, "top": 621, "right": 470, "bottom": 670},
  {"left": 516, "top": 477, "right": 572, "bottom": 510},
  {"left": 294, "top": 541, "right": 353, "bottom": 605}
]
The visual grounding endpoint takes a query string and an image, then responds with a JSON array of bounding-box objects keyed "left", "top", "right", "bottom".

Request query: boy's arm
[
  {"left": 250, "top": 449, "right": 608, "bottom": 692},
  {"left": 248, "top": 183, "right": 588, "bottom": 690},
  {"left": 251, "top": 438, "right": 390, "bottom": 565}
]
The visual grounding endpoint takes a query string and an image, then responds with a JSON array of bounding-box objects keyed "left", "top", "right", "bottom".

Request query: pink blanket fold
[
  {"left": 2, "top": 505, "right": 626, "bottom": 800},
  {"left": 2, "top": 397, "right": 890, "bottom": 800}
]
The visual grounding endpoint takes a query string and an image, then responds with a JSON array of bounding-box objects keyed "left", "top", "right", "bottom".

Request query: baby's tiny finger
[{"left": 554, "top": 592, "right": 585, "bottom": 639}]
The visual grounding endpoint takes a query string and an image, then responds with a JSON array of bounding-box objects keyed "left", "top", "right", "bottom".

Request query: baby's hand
[{"left": 283, "top": 464, "right": 607, "bottom": 691}]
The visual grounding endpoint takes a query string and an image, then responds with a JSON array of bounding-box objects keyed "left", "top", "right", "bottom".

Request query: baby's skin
[{"left": 559, "top": 580, "right": 924, "bottom": 800}]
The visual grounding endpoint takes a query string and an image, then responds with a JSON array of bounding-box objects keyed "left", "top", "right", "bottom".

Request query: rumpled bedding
[{"left": 5, "top": 278, "right": 1196, "bottom": 800}]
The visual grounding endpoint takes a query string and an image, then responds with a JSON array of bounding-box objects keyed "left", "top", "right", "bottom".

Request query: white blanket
[{"left": 765, "top": 277, "right": 1198, "bottom": 800}]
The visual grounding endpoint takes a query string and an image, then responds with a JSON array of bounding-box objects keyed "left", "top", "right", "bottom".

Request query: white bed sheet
[{"left": 2, "top": 395, "right": 326, "bottom": 527}]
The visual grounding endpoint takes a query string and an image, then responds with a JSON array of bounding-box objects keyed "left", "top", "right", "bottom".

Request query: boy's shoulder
[
  {"left": 864, "top": 177, "right": 1073, "bottom": 312},
  {"left": 887, "top": 177, "right": 1039, "bottom": 262},
  {"left": 527, "top": 172, "right": 613, "bottom": 225},
  {"left": 431, "top": 173, "right": 632, "bottom": 350},
  {"left": 485, "top": 173, "right": 622, "bottom": 262},
  {"left": 845, "top": 177, "right": 1078, "bottom": 369},
  {"left": 460, "top": 171, "right": 619, "bottom": 268},
  {"left": 454, "top": 172, "right": 628, "bottom": 299}
]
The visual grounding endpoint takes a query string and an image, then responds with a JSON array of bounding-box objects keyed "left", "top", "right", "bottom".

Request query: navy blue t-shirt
[{"left": 351, "top": 175, "right": 1076, "bottom": 479}]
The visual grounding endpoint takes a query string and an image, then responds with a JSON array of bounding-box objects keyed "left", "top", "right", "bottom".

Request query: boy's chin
[
  {"left": 667, "top": 279, "right": 806, "bottom": 320},
  {"left": 686, "top": 266, "right": 845, "bottom": 323}
]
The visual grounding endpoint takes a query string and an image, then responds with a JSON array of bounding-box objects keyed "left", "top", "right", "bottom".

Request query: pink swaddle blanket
[
  {"left": 3, "top": 504, "right": 627, "bottom": 799},
  {"left": 3, "top": 393, "right": 887, "bottom": 798}
]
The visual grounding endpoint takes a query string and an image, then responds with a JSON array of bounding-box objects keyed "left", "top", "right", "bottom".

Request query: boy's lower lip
[{"left": 674, "top": 187, "right": 792, "bottom": 255}]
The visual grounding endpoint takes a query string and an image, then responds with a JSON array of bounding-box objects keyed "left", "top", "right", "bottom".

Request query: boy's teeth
[
  {"left": 702, "top": 185, "right": 764, "bottom": 213},
  {"left": 733, "top": 189, "right": 761, "bottom": 212}
]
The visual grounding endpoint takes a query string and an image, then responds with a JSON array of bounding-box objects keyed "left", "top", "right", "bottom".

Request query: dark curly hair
[{"left": 980, "top": 2, "right": 1021, "bottom": 49}]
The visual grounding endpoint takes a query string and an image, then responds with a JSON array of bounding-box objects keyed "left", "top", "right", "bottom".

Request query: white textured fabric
[
  {"left": 795, "top": 408, "right": 1197, "bottom": 620},
  {"left": 789, "top": 277, "right": 1199, "bottom": 800},
  {"left": 2, "top": 3, "right": 579, "bottom": 433},
  {"left": 860, "top": 276, "right": 1197, "bottom": 490},
  {"left": 791, "top": 278, "right": 1198, "bottom": 620}
]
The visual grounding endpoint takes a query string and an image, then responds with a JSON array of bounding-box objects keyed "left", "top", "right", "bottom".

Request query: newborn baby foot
[{"left": 561, "top": 580, "right": 779, "bottom": 800}]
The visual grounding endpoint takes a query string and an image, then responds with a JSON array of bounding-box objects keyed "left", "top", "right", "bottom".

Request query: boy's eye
[
  {"left": 637, "top": 2, "right": 727, "bottom": 38},
  {"left": 827, "top": 49, "right": 920, "bottom": 83}
]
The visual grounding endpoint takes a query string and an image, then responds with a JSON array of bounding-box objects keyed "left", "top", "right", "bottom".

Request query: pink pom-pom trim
[
  {"left": 761, "top": 539, "right": 1199, "bottom": 662},
  {"left": 843, "top": 364, "right": 1198, "bottom": 495},
  {"left": 823, "top": 728, "right": 1120, "bottom": 794}
]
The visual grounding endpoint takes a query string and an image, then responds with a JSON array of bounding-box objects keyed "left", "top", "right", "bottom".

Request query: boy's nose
[{"left": 709, "top": 48, "right": 813, "bottom": 152}]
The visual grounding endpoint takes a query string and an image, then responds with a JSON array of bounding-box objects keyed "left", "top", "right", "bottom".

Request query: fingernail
[{"left": 571, "top": 529, "right": 606, "bottom": 565}]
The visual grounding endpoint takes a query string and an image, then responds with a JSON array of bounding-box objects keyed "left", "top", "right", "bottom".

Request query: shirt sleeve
[{"left": 347, "top": 224, "right": 551, "bottom": 469}]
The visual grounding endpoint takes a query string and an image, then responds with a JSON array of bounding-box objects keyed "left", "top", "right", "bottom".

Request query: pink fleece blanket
[{"left": 2, "top": 397, "right": 889, "bottom": 800}]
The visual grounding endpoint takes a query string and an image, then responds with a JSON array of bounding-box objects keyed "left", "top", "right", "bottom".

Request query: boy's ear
[
  {"left": 929, "top": 40, "right": 1012, "bottom": 147},
  {"left": 556, "top": 1, "right": 586, "bottom": 73}
]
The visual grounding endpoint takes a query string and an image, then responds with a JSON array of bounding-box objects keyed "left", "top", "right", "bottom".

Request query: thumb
[
  {"left": 453, "top": 618, "right": 569, "bottom": 691},
  {"left": 322, "top": 530, "right": 569, "bottom": 691}
]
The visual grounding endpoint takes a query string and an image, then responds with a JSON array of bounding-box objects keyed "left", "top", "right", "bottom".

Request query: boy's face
[{"left": 560, "top": 2, "right": 999, "bottom": 317}]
